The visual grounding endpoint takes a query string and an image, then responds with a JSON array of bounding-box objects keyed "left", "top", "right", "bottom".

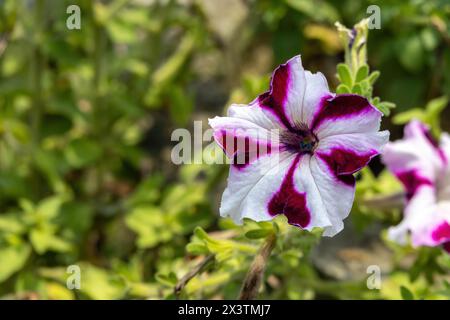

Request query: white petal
[
  {"left": 227, "top": 103, "right": 284, "bottom": 131},
  {"left": 301, "top": 71, "right": 331, "bottom": 125},
  {"left": 383, "top": 120, "right": 443, "bottom": 183},
  {"left": 257, "top": 55, "right": 306, "bottom": 129},
  {"left": 309, "top": 94, "right": 383, "bottom": 139},
  {"left": 219, "top": 152, "right": 296, "bottom": 223},
  {"left": 315, "top": 131, "right": 389, "bottom": 175},
  {"left": 306, "top": 154, "right": 356, "bottom": 236},
  {"left": 389, "top": 185, "right": 450, "bottom": 247}
]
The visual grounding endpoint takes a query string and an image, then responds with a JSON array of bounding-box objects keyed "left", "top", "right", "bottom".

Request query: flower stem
[
  {"left": 238, "top": 232, "right": 277, "bottom": 300},
  {"left": 174, "top": 254, "right": 214, "bottom": 299}
]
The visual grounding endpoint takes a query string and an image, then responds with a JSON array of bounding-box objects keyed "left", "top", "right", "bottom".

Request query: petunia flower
[
  {"left": 209, "top": 55, "right": 389, "bottom": 236},
  {"left": 382, "top": 120, "right": 450, "bottom": 252}
]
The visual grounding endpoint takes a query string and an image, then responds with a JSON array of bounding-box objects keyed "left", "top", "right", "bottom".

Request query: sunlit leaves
[
  {"left": 125, "top": 206, "right": 170, "bottom": 248},
  {"left": 393, "top": 96, "right": 448, "bottom": 136},
  {"left": 77, "top": 263, "right": 127, "bottom": 300},
  {"left": 0, "top": 243, "right": 31, "bottom": 283}
]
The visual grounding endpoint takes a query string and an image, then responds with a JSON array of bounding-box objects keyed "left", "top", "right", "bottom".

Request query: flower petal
[
  {"left": 297, "top": 154, "right": 356, "bottom": 236},
  {"left": 219, "top": 141, "right": 357, "bottom": 237},
  {"left": 388, "top": 185, "right": 450, "bottom": 247},
  {"left": 267, "top": 155, "right": 311, "bottom": 228},
  {"left": 301, "top": 71, "right": 331, "bottom": 125},
  {"left": 268, "top": 153, "right": 355, "bottom": 236},
  {"left": 315, "top": 131, "right": 389, "bottom": 182},
  {"left": 208, "top": 116, "right": 280, "bottom": 169},
  {"left": 382, "top": 120, "right": 444, "bottom": 190},
  {"left": 310, "top": 94, "right": 383, "bottom": 139},
  {"left": 227, "top": 103, "right": 285, "bottom": 131},
  {"left": 257, "top": 55, "right": 306, "bottom": 130},
  {"left": 219, "top": 152, "right": 297, "bottom": 224}
]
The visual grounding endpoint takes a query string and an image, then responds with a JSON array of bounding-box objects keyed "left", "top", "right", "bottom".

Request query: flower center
[{"left": 280, "top": 123, "right": 318, "bottom": 154}]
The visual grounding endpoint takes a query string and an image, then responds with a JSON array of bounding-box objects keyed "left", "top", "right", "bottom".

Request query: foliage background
[{"left": 0, "top": 0, "right": 449, "bottom": 299}]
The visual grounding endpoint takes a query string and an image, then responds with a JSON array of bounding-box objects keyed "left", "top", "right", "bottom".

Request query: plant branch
[
  {"left": 174, "top": 254, "right": 214, "bottom": 298},
  {"left": 239, "top": 233, "right": 276, "bottom": 300}
]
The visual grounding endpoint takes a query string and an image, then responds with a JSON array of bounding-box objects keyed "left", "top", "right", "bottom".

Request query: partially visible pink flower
[
  {"left": 209, "top": 55, "right": 389, "bottom": 236},
  {"left": 382, "top": 120, "right": 450, "bottom": 252}
]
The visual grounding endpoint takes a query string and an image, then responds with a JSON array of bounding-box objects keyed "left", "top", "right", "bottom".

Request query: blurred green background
[{"left": 0, "top": 0, "right": 449, "bottom": 300}]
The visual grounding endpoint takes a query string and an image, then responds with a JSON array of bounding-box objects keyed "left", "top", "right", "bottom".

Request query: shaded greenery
[{"left": 0, "top": 0, "right": 449, "bottom": 300}]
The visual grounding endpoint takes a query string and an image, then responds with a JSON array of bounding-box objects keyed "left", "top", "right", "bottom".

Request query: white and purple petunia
[
  {"left": 382, "top": 120, "right": 450, "bottom": 252},
  {"left": 209, "top": 55, "right": 389, "bottom": 236}
]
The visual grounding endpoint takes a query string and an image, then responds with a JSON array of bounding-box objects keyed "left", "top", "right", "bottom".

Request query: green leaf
[
  {"left": 355, "top": 64, "right": 369, "bottom": 83},
  {"left": 245, "top": 229, "right": 272, "bottom": 239},
  {"left": 425, "top": 96, "right": 448, "bottom": 136},
  {"left": 376, "top": 104, "right": 390, "bottom": 116},
  {"left": 426, "top": 96, "right": 448, "bottom": 117},
  {"left": 400, "top": 286, "right": 414, "bottom": 300},
  {"left": 352, "top": 83, "right": 362, "bottom": 95},
  {"left": 30, "top": 227, "right": 72, "bottom": 254},
  {"left": 0, "top": 244, "right": 31, "bottom": 283},
  {"left": 337, "top": 63, "right": 353, "bottom": 87},
  {"left": 336, "top": 84, "right": 351, "bottom": 94},
  {"left": 125, "top": 206, "right": 172, "bottom": 248},
  {"left": 65, "top": 138, "right": 102, "bottom": 168},
  {"left": 194, "top": 227, "right": 211, "bottom": 242},
  {"left": 0, "top": 214, "right": 25, "bottom": 234},
  {"left": 377, "top": 101, "right": 396, "bottom": 116},
  {"left": 186, "top": 243, "right": 209, "bottom": 255},
  {"left": 106, "top": 18, "right": 138, "bottom": 44},
  {"left": 79, "top": 263, "right": 127, "bottom": 300},
  {"left": 392, "top": 108, "right": 425, "bottom": 125},
  {"left": 57, "top": 202, "right": 94, "bottom": 238},
  {"left": 36, "top": 196, "right": 66, "bottom": 220},
  {"left": 367, "top": 71, "right": 380, "bottom": 85},
  {"left": 155, "top": 272, "right": 178, "bottom": 287}
]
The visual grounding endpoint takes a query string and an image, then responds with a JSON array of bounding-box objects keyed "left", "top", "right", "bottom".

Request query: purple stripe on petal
[
  {"left": 215, "top": 130, "right": 272, "bottom": 170},
  {"left": 431, "top": 221, "right": 450, "bottom": 243},
  {"left": 257, "top": 61, "right": 293, "bottom": 130},
  {"left": 268, "top": 155, "right": 311, "bottom": 228},
  {"left": 316, "top": 147, "right": 377, "bottom": 186},
  {"left": 443, "top": 242, "right": 450, "bottom": 254},
  {"left": 395, "top": 170, "right": 433, "bottom": 200},
  {"left": 310, "top": 94, "right": 376, "bottom": 132}
]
